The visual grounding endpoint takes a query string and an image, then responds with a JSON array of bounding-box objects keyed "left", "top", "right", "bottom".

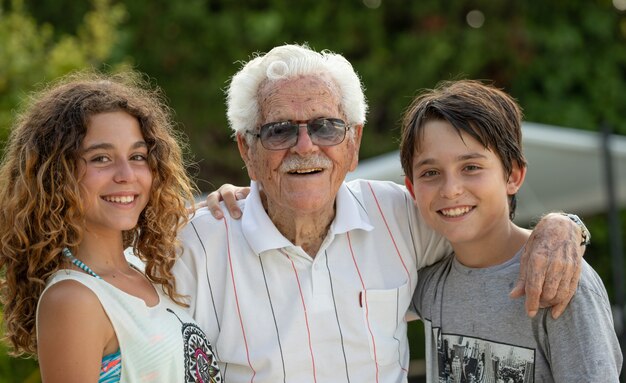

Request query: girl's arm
[{"left": 37, "top": 280, "right": 116, "bottom": 383}]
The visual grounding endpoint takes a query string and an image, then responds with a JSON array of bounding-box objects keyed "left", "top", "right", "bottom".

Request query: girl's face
[{"left": 78, "top": 111, "right": 153, "bottom": 237}]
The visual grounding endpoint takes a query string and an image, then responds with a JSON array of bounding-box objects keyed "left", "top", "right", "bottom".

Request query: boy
[{"left": 400, "top": 80, "right": 622, "bottom": 382}]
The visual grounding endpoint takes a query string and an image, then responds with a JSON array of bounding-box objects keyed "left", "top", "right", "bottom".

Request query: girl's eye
[
  {"left": 91, "top": 155, "right": 111, "bottom": 163},
  {"left": 130, "top": 154, "right": 148, "bottom": 161}
]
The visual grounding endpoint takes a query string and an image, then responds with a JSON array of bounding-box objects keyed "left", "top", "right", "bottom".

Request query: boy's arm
[{"left": 510, "top": 212, "right": 587, "bottom": 319}]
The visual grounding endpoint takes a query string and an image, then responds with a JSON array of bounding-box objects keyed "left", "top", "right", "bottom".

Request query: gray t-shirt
[{"left": 413, "top": 250, "right": 622, "bottom": 382}]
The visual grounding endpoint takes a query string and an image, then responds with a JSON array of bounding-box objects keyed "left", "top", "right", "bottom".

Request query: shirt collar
[
  {"left": 241, "top": 181, "right": 374, "bottom": 255},
  {"left": 329, "top": 181, "right": 374, "bottom": 235}
]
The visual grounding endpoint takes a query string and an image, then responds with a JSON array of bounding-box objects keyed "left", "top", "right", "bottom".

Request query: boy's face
[{"left": 409, "top": 119, "right": 525, "bottom": 248}]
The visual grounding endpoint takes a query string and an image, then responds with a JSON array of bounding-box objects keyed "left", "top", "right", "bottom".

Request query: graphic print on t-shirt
[
  {"left": 167, "top": 308, "right": 222, "bottom": 383},
  {"left": 433, "top": 327, "right": 535, "bottom": 383}
]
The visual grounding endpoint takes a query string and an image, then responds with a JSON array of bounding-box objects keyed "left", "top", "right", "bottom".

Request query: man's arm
[
  {"left": 202, "top": 184, "right": 248, "bottom": 219},
  {"left": 204, "top": 186, "right": 587, "bottom": 319},
  {"left": 510, "top": 212, "right": 587, "bottom": 319}
]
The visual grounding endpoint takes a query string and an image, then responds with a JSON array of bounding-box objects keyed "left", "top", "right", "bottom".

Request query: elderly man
[{"left": 174, "top": 44, "right": 586, "bottom": 383}]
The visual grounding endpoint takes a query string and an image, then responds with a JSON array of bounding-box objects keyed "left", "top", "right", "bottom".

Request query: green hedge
[{"left": 1, "top": 0, "right": 625, "bottom": 380}]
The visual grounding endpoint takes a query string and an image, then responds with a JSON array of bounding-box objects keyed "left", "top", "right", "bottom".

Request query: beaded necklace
[{"left": 62, "top": 248, "right": 102, "bottom": 279}]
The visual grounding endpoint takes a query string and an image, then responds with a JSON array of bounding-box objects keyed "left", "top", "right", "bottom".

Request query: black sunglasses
[{"left": 247, "top": 117, "right": 350, "bottom": 150}]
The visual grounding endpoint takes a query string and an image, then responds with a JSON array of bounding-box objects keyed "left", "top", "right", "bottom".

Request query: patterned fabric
[
  {"left": 174, "top": 179, "right": 451, "bottom": 383},
  {"left": 99, "top": 350, "right": 122, "bottom": 383}
]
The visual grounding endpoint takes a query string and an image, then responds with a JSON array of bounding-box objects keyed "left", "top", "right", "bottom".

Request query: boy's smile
[
  {"left": 439, "top": 205, "right": 474, "bottom": 218},
  {"left": 410, "top": 119, "right": 525, "bottom": 266}
]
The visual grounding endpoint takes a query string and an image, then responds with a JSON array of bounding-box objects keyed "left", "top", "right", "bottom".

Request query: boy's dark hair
[{"left": 399, "top": 80, "right": 527, "bottom": 219}]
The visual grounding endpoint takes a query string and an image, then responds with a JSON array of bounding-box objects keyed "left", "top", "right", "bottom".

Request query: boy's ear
[
  {"left": 404, "top": 176, "right": 416, "bottom": 200},
  {"left": 506, "top": 162, "right": 527, "bottom": 195}
]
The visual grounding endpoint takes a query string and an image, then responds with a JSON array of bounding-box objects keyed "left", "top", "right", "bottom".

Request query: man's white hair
[{"left": 226, "top": 43, "right": 368, "bottom": 135}]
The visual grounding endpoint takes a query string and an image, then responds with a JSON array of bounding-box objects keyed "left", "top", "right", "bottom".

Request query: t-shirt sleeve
[{"left": 537, "top": 262, "right": 622, "bottom": 381}]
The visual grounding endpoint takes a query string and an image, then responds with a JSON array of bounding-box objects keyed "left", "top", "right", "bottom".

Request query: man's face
[{"left": 237, "top": 76, "right": 362, "bottom": 216}]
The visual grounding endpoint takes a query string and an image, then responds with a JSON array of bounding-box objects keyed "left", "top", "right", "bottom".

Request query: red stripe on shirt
[
  {"left": 280, "top": 249, "right": 318, "bottom": 383},
  {"left": 347, "top": 232, "right": 380, "bottom": 383},
  {"left": 224, "top": 218, "right": 257, "bottom": 382},
  {"left": 367, "top": 181, "right": 411, "bottom": 374},
  {"left": 366, "top": 181, "right": 412, "bottom": 287}
]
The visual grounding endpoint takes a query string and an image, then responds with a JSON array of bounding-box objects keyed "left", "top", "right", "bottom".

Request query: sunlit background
[{"left": 1, "top": 1, "right": 625, "bottom": 381}]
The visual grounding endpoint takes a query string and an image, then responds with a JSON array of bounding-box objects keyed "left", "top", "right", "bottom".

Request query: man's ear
[
  {"left": 506, "top": 162, "right": 527, "bottom": 195},
  {"left": 348, "top": 124, "right": 363, "bottom": 172},
  {"left": 237, "top": 133, "right": 256, "bottom": 180},
  {"left": 404, "top": 176, "right": 416, "bottom": 200}
]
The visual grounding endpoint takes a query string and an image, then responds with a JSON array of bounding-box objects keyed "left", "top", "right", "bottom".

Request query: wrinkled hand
[
  {"left": 203, "top": 184, "right": 250, "bottom": 219},
  {"left": 510, "top": 213, "right": 584, "bottom": 319}
]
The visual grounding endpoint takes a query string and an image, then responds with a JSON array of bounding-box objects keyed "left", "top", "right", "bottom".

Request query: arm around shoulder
[
  {"left": 513, "top": 212, "right": 587, "bottom": 318},
  {"left": 37, "top": 280, "right": 114, "bottom": 383}
]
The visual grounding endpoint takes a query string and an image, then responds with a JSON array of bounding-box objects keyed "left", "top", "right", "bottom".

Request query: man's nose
[{"left": 291, "top": 124, "right": 318, "bottom": 155}]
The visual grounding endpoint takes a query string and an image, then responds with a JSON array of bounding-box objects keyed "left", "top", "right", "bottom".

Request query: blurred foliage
[
  {"left": 584, "top": 209, "right": 626, "bottom": 302},
  {"left": 10, "top": 0, "right": 625, "bottom": 189},
  {"left": 1, "top": 0, "right": 626, "bottom": 379},
  {"left": 0, "top": 0, "right": 127, "bottom": 145},
  {"left": 0, "top": 341, "right": 39, "bottom": 383}
]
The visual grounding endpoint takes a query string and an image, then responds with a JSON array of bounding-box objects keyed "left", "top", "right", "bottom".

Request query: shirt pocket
[{"left": 360, "top": 280, "right": 411, "bottom": 366}]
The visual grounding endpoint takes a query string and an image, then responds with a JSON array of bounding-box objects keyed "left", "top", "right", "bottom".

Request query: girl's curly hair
[{"left": 0, "top": 70, "right": 197, "bottom": 357}]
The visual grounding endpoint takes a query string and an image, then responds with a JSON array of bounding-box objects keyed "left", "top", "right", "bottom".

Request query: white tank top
[{"left": 37, "top": 261, "right": 222, "bottom": 382}]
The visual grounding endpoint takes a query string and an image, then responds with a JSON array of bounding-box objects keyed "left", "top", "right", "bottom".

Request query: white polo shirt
[{"left": 174, "top": 179, "right": 450, "bottom": 383}]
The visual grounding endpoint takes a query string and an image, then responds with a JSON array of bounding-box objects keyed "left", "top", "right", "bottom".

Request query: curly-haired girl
[{"left": 0, "top": 71, "right": 221, "bottom": 382}]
